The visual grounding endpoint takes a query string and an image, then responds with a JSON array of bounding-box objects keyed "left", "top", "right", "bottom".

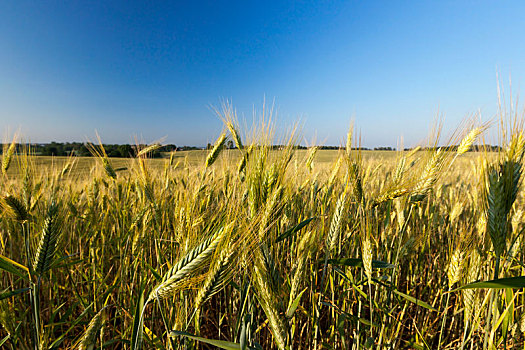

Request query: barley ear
[
  {"left": 226, "top": 121, "right": 243, "bottom": 150},
  {"left": 447, "top": 248, "right": 463, "bottom": 289},
  {"left": 193, "top": 250, "right": 234, "bottom": 311},
  {"left": 86, "top": 134, "right": 117, "bottom": 179},
  {"left": 148, "top": 228, "right": 225, "bottom": 302},
  {"left": 102, "top": 158, "right": 117, "bottom": 179},
  {"left": 1, "top": 136, "right": 17, "bottom": 175},
  {"left": 463, "top": 249, "right": 481, "bottom": 327},
  {"left": 305, "top": 146, "right": 318, "bottom": 172},
  {"left": 78, "top": 308, "right": 106, "bottom": 350},
  {"left": 1, "top": 194, "right": 29, "bottom": 222},
  {"left": 252, "top": 250, "right": 288, "bottom": 350},
  {"left": 410, "top": 149, "right": 443, "bottom": 203},
  {"left": 362, "top": 237, "right": 373, "bottom": 280},
  {"left": 326, "top": 192, "right": 346, "bottom": 254},
  {"left": 373, "top": 188, "right": 409, "bottom": 207},
  {"left": 33, "top": 202, "right": 60, "bottom": 276},
  {"left": 486, "top": 166, "right": 508, "bottom": 257},
  {"left": 137, "top": 143, "right": 161, "bottom": 158},
  {"left": 205, "top": 133, "right": 227, "bottom": 169},
  {"left": 327, "top": 155, "right": 344, "bottom": 188},
  {"left": 457, "top": 127, "right": 482, "bottom": 156},
  {"left": 345, "top": 124, "right": 353, "bottom": 158},
  {"left": 288, "top": 230, "right": 315, "bottom": 312}
]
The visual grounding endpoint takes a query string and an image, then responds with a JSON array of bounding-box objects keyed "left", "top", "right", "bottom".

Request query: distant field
[{"left": 6, "top": 149, "right": 478, "bottom": 178}]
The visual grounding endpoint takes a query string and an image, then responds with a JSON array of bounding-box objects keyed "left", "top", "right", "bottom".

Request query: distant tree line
[
  {"left": 0, "top": 142, "right": 502, "bottom": 157},
  {"left": 0, "top": 142, "right": 196, "bottom": 157},
  {"left": 402, "top": 145, "right": 502, "bottom": 152}
]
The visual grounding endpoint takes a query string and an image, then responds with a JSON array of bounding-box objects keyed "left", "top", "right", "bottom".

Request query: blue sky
[{"left": 1, "top": 1, "right": 524, "bottom": 147}]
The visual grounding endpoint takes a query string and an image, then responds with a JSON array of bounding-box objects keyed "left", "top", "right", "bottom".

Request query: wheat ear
[
  {"left": 205, "top": 133, "right": 227, "bottom": 169},
  {"left": 1, "top": 136, "right": 16, "bottom": 175},
  {"left": 148, "top": 228, "right": 224, "bottom": 302},
  {"left": 1, "top": 194, "right": 29, "bottom": 222},
  {"left": 33, "top": 202, "right": 60, "bottom": 276},
  {"left": 78, "top": 308, "right": 106, "bottom": 350}
]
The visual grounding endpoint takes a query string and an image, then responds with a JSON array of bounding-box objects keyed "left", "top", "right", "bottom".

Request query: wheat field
[{"left": 1, "top": 112, "right": 524, "bottom": 349}]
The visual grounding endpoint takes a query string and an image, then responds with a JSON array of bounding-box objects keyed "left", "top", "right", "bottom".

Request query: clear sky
[{"left": 1, "top": 1, "right": 525, "bottom": 147}]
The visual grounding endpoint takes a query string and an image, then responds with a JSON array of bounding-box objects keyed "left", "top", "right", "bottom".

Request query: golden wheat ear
[
  {"left": 85, "top": 132, "right": 117, "bottom": 179},
  {"left": 193, "top": 249, "right": 235, "bottom": 311},
  {"left": 77, "top": 307, "right": 107, "bottom": 350},
  {"left": 205, "top": 132, "right": 228, "bottom": 169},
  {"left": 1, "top": 133, "right": 18, "bottom": 175},
  {"left": 148, "top": 226, "right": 225, "bottom": 302}
]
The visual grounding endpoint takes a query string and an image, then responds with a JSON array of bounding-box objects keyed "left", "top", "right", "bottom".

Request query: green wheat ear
[
  {"left": 1, "top": 194, "right": 29, "bottom": 222},
  {"left": 33, "top": 202, "right": 61, "bottom": 276}
]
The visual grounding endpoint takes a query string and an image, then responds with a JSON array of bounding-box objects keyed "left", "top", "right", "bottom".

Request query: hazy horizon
[{"left": 1, "top": 1, "right": 525, "bottom": 148}]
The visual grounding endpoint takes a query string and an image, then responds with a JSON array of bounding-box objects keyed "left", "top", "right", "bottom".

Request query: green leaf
[
  {"left": 455, "top": 276, "right": 525, "bottom": 290},
  {"left": 131, "top": 283, "right": 146, "bottom": 350},
  {"left": 239, "top": 313, "right": 249, "bottom": 350},
  {"left": 276, "top": 217, "right": 316, "bottom": 242},
  {"left": 170, "top": 330, "right": 241, "bottom": 350},
  {"left": 49, "top": 303, "right": 94, "bottom": 349},
  {"left": 393, "top": 290, "right": 436, "bottom": 312},
  {"left": 49, "top": 254, "right": 82, "bottom": 270},
  {"left": 0, "top": 254, "right": 29, "bottom": 280},
  {"left": 404, "top": 341, "right": 425, "bottom": 350},
  {"left": 501, "top": 288, "right": 514, "bottom": 342},
  {"left": 145, "top": 263, "right": 162, "bottom": 282},
  {"left": 286, "top": 288, "right": 307, "bottom": 318},
  {"left": 321, "top": 302, "right": 379, "bottom": 328},
  {"left": 0, "top": 287, "right": 30, "bottom": 301},
  {"left": 0, "top": 334, "right": 9, "bottom": 347},
  {"left": 327, "top": 258, "right": 394, "bottom": 269}
]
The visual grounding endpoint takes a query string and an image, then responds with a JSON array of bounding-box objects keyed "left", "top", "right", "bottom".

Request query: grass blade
[
  {"left": 0, "top": 287, "right": 30, "bottom": 301},
  {"left": 286, "top": 288, "right": 307, "bottom": 318},
  {"left": 276, "top": 217, "right": 316, "bottom": 242},
  {"left": 0, "top": 254, "right": 29, "bottom": 280},
  {"left": 131, "top": 283, "right": 146, "bottom": 350},
  {"left": 326, "top": 258, "right": 394, "bottom": 269},
  {"left": 170, "top": 330, "right": 241, "bottom": 350},
  {"left": 455, "top": 276, "right": 525, "bottom": 290},
  {"left": 393, "top": 290, "right": 437, "bottom": 312}
]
